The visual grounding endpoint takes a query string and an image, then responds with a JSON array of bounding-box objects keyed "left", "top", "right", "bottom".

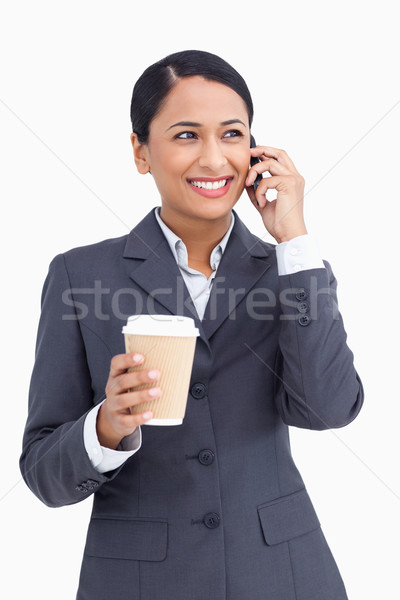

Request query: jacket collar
[{"left": 123, "top": 208, "right": 273, "bottom": 344}]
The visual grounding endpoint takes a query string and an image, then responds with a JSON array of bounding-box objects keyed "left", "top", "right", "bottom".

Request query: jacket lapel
[
  {"left": 200, "top": 213, "right": 272, "bottom": 339},
  {"left": 123, "top": 208, "right": 204, "bottom": 337},
  {"left": 123, "top": 208, "right": 272, "bottom": 344}
]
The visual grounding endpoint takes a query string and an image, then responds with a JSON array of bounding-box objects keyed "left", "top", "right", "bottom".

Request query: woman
[{"left": 20, "top": 50, "right": 364, "bottom": 600}]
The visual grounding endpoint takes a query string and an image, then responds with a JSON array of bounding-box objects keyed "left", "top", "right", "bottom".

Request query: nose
[{"left": 198, "top": 137, "right": 228, "bottom": 171}]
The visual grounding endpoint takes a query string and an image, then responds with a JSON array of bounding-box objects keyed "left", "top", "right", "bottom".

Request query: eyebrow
[{"left": 166, "top": 119, "right": 247, "bottom": 131}]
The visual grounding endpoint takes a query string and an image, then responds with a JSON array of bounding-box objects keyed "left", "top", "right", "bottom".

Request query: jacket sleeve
[
  {"left": 273, "top": 260, "right": 364, "bottom": 430},
  {"left": 20, "top": 254, "right": 126, "bottom": 508}
]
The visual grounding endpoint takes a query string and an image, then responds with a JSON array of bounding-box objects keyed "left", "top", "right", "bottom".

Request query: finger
[
  {"left": 109, "top": 352, "right": 145, "bottom": 378},
  {"left": 258, "top": 195, "right": 277, "bottom": 211},
  {"left": 118, "top": 368, "right": 161, "bottom": 394},
  {"left": 250, "top": 146, "right": 299, "bottom": 174},
  {"left": 246, "top": 157, "right": 290, "bottom": 186},
  {"left": 114, "top": 386, "right": 162, "bottom": 412},
  {"left": 106, "top": 367, "right": 161, "bottom": 398},
  {"left": 118, "top": 411, "right": 155, "bottom": 429},
  {"left": 112, "top": 410, "right": 155, "bottom": 432},
  {"left": 245, "top": 184, "right": 262, "bottom": 211},
  {"left": 255, "top": 175, "right": 282, "bottom": 207}
]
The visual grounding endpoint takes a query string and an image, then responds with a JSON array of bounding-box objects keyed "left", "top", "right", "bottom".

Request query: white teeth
[{"left": 189, "top": 179, "right": 228, "bottom": 190}]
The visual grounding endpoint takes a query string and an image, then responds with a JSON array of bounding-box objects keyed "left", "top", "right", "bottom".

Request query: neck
[{"left": 159, "top": 206, "right": 232, "bottom": 264}]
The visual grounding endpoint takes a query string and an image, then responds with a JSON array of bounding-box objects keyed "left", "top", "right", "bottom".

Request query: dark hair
[{"left": 130, "top": 49, "right": 254, "bottom": 144}]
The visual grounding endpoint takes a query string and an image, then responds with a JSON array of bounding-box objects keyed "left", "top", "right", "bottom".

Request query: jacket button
[
  {"left": 75, "top": 484, "right": 88, "bottom": 493},
  {"left": 297, "top": 301, "right": 310, "bottom": 313},
  {"left": 298, "top": 314, "right": 311, "bottom": 326},
  {"left": 203, "top": 512, "right": 220, "bottom": 529},
  {"left": 86, "top": 479, "right": 99, "bottom": 488},
  {"left": 191, "top": 382, "right": 206, "bottom": 399},
  {"left": 75, "top": 479, "right": 99, "bottom": 493},
  {"left": 295, "top": 288, "right": 307, "bottom": 301},
  {"left": 198, "top": 450, "right": 215, "bottom": 465}
]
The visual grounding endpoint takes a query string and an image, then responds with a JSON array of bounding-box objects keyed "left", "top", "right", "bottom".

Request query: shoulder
[
  {"left": 64, "top": 233, "right": 129, "bottom": 261},
  {"left": 44, "top": 233, "right": 130, "bottom": 289},
  {"left": 50, "top": 233, "right": 129, "bottom": 269}
]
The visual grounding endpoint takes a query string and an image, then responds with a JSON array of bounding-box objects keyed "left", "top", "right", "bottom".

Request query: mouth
[{"left": 186, "top": 176, "right": 234, "bottom": 198}]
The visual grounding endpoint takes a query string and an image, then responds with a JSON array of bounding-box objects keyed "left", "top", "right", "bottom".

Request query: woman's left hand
[{"left": 245, "top": 145, "right": 307, "bottom": 243}]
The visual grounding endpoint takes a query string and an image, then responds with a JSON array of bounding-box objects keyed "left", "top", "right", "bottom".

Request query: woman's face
[{"left": 131, "top": 76, "right": 251, "bottom": 223}]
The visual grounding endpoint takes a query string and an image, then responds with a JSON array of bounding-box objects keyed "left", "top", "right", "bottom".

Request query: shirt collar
[{"left": 154, "top": 206, "right": 235, "bottom": 271}]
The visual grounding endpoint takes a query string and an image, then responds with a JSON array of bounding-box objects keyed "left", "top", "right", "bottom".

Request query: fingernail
[
  {"left": 148, "top": 370, "right": 160, "bottom": 380},
  {"left": 148, "top": 387, "right": 161, "bottom": 397},
  {"left": 143, "top": 411, "right": 153, "bottom": 419},
  {"left": 133, "top": 354, "right": 144, "bottom": 363}
]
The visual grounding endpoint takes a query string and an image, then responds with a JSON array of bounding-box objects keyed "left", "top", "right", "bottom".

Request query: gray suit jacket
[{"left": 20, "top": 207, "right": 364, "bottom": 600}]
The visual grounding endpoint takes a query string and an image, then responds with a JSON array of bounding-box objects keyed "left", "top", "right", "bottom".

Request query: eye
[
  {"left": 224, "top": 129, "right": 244, "bottom": 138},
  {"left": 175, "top": 131, "right": 197, "bottom": 139},
  {"left": 174, "top": 129, "right": 244, "bottom": 140}
]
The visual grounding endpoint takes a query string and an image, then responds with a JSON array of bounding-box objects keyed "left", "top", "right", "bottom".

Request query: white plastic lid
[{"left": 122, "top": 314, "right": 199, "bottom": 337}]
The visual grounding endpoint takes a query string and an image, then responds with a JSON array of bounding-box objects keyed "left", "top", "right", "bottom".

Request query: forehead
[{"left": 151, "top": 76, "right": 249, "bottom": 129}]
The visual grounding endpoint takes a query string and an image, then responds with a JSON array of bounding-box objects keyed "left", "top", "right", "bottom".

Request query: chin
[{"left": 189, "top": 202, "right": 233, "bottom": 220}]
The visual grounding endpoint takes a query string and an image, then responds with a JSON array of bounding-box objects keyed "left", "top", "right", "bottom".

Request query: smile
[{"left": 186, "top": 177, "right": 233, "bottom": 198}]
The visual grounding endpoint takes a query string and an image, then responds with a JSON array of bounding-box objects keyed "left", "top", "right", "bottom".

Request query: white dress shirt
[{"left": 84, "top": 207, "right": 324, "bottom": 473}]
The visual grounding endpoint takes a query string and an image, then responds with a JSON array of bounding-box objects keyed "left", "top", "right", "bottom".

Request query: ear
[{"left": 130, "top": 132, "right": 151, "bottom": 174}]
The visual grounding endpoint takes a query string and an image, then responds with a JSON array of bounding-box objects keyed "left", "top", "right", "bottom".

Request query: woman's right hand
[{"left": 97, "top": 353, "right": 161, "bottom": 449}]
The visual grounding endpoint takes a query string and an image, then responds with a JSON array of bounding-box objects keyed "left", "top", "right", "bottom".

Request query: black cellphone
[{"left": 250, "top": 134, "right": 263, "bottom": 194}]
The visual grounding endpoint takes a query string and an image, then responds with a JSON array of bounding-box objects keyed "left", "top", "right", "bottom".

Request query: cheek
[
  {"left": 158, "top": 147, "right": 192, "bottom": 176},
  {"left": 231, "top": 147, "right": 252, "bottom": 176}
]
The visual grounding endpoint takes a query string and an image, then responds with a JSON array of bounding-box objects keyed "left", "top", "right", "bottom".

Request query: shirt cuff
[
  {"left": 83, "top": 400, "right": 142, "bottom": 474},
  {"left": 276, "top": 234, "right": 325, "bottom": 275}
]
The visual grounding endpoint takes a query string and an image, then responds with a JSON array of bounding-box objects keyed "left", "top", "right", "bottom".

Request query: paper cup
[{"left": 122, "top": 315, "right": 200, "bottom": 425}]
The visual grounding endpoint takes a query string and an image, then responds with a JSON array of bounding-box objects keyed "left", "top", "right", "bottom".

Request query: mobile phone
[{"left": 250, "top": 134, "right": 263, "bottom": 193}]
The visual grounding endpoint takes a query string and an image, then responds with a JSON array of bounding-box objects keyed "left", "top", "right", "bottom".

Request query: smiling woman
[
  {"left": 130, "top": 75, "right": 252, "bottom": 267},
  {"left": 20, "top": 49, "right": 364, "bottom": 600}
]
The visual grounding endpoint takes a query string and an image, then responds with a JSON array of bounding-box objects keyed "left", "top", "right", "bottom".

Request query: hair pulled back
[{"left": 130, "top": 49, "right": 254, "bottom": 144}]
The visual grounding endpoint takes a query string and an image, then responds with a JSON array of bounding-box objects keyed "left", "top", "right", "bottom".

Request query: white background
[{"left": 1, "top": 1, "right": 399, "bottom": 598}]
